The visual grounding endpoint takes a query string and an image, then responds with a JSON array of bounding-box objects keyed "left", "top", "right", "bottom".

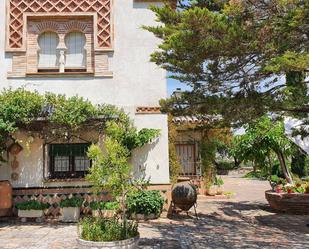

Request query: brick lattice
[{"left": 7, "top": 0, "right": 111, "bottom": 49}]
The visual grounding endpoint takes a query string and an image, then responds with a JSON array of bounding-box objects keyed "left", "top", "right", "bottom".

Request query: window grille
[{"left": 49, "top": 143, "right": 91, "bottom": 179}]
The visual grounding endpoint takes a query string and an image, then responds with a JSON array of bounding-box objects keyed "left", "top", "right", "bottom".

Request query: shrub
[
  {"left": 214, "top": 176, "right": 224, "bottom": 186},
  {"left": 90, "top": 201, "right": 119, "bottom": 210},
  {"left": 126, "top": 190, "right": 164, "bottom": 216},
  {"left": 60, "top": 197, "right": 83, "bottom": 208},
  {"left": 15, "top": 201, "right": 49, "bottom": 210},
  {"left": 215, "top": 161, "right": 237, "bottom": 170},
  {"left": 79, "top": 217, "right": 138, "bottom": 242}
]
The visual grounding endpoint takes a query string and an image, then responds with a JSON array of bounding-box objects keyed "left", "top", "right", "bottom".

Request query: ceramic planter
[
  {"left": 61, "top": 207, "right": 80, "bottom": 222},
  {"left": 77, "top": 235, "right": 140, "bottom": 249},
  {"left": 18, "top": 209, "right": 43, "bottom": 218}
]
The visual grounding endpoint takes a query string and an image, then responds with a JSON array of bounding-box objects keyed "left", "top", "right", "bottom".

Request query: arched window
[
  {"left": 38, "top": 32, "right": 59, "bottom": 69},
  {"left": 65, "top": 31, "right": 86, "bottom": 68}
]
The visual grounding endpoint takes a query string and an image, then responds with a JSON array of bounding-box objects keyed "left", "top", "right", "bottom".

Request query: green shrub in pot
[
  {"left": 79, "top": 217, "right": 138, "bottom": 242},
  {"left": 60, "top": 197, "right": 83, "bottom": 222},
  {"left": 16, "top": 201, "right": 49, "bottom": 219},
  {"left": 59, "top": 197, "right": 83, "bottom": 208},
  {"left": 126, "top": 190, "right": 164, "bottom": 216},
  {"left": 16, "top": 201, "right": 49, "bottom": 210}
]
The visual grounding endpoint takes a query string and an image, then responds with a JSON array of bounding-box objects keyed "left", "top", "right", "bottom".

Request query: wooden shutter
[
  {"left": 65, "top": 32, "right": 86, "bottom": 68},
  {"left": 38, "top": 32, "right": 59, "bottom": 69}
]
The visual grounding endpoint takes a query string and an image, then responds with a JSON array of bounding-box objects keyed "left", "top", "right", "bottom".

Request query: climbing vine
[{"left": 0, "top": 88, "right": 160, "bottom": 161}]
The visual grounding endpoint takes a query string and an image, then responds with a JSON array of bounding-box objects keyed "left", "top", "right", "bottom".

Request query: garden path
[{"left": 0, "top": 175, "right": 308, "bottom": 249}]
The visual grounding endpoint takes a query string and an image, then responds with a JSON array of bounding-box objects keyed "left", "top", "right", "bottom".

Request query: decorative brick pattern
[
  {"left": 136, "top": 107, "right": 161, "bottom": 114},
  {"left": 12, "top": 184, "right": 172, "bottom": 219},
  {"left": 7, "top": 0, "right": 111, "bottom": 50},
  {"left": 13, "top": 188, "right": 112, "bottom": 218}
]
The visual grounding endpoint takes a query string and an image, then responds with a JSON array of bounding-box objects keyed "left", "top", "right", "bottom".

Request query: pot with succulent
[
  {"left": 60, "top": 197, "right": 83, "bottom": 222},
  {"left": 126, "top": 190, "right": 164, "bottom": 220},
  {"left": 215, "top": 177, "right": 224, "bottom": 195},
  {"left": 206, "top": 176, "right": 224, "bottom": 196},
  {"left": 90, "top": 201, "right": 119, "bottom": 218},
  {"left": 16, "top": 200, "right": 49, "bottom": 222}
]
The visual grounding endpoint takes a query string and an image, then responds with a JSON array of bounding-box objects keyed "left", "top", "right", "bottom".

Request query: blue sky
[{"left": 167, "top": 77, "right": 188, "bottom": 96}]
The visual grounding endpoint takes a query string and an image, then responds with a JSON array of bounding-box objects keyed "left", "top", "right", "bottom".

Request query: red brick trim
[{"left": 136, "top": 107, "right": 161, "bottom": 114}]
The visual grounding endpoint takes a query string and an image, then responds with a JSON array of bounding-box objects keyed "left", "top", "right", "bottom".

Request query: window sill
[
  {"left": 26, "top": 72, "right": 94, "bottom": 77},
  {"left": 43, "top": 178, "right": 87, "bottom": 183}
]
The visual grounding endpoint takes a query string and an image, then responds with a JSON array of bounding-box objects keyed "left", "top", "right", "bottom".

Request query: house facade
[{"left": 0, "top": 0, "right": 170, "bottom": 216}]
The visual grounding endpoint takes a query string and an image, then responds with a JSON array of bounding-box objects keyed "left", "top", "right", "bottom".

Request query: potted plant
[
  {"left": 126, "top": 190, "right": 164, "bottom": 220},
  {"left": 265, "top": 180, "right": 309, "bottom": 214},
  {"left": 215, "top": 177, "right": 224, "bottom": 195},
  {"left": 90, "top": 201, "right": 119, "bottom": 218},
  {"left": 60, "top": 197, "right": 83, "bottom": 222},
  {"left": 78, "top": 217, "right": 139, "bottom": 248},
  {"left": 16, "top": 200, "right": 49, "bottom": 221}
]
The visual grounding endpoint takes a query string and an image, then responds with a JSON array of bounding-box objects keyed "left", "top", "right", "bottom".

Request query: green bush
[
  {"left": 60, "top": 197, "right": 83, "bottom": 208},
  {"left": 15, "top": 201, "right": 49, "bottom": 210},
  {"left": 243, "top": 171, "right": 268, "bottom": 180},
  {"left": 90, "top": 201, "right": 119, "bottom": 210},
  {"left": 214, "top": 176, "right": 224, "bottom": 186},
  {"left": 215, "top": 161, "right": 237, "bottom": 170},
  {"left": 126, "top": 190, "right": 164, "bottom": 215},
  {"left": 79, "top": 217, "right": 138, "bottom": 242}
]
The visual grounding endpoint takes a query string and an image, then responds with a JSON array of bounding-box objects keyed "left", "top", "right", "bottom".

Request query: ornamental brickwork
[{"left": 7, "top": 0, "right": 112, "bottom": 51}]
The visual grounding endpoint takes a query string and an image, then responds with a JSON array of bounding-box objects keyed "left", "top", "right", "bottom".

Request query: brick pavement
[{"left": 0, "top": 176, "right": 308, "bottom": 249}]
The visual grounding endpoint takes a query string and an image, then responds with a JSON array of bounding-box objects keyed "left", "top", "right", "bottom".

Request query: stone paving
[{"left": 0, "top": 176, "right": 309, "bottom": 249}]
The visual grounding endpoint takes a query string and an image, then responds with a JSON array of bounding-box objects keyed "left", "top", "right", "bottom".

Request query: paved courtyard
[{"left": 0, "top": 176, "right": 308, "bottom": 249}]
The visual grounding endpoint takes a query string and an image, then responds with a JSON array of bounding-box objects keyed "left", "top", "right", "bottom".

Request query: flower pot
[
  {"left": 265, "top": 190, "right": 309, "bottom": 214},
  {"left": 77, "top": 235, "right": 140, "bottom": 249},
  {"left": 0, "top": 181, "right": 12, "bottom": 217},
  {"left": 61, "top": 207, "right": 80, "bottom": 222},
  {"left": 216, "top": 186, "right": 224, "bottom": 195},
  {"left": 18, "top": 209, "right": 43, "bottom": 218},
  {"left": 206, "top": 185, "right": 217, "bottom": 196}
]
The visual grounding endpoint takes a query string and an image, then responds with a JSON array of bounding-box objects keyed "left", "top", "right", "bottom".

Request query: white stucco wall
[{"left": 0, "top": 0, "right": 170, "bottom": 186}]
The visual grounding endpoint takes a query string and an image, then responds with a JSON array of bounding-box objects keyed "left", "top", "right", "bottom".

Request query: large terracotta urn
[
  {"left": 172, "top": 181, "right": 197, "bottom": 211},
  {"left": 0, "top": 180, "right": 13, "bottom": 217}
]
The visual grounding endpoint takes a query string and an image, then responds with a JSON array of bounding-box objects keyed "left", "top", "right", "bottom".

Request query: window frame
[
  {"left": 48, "top": 143, "right": 91, "bottom": 179},
  {"left": 37, "top": 31, "right": 60, "bottom": 70},
  {"left": 64, "top": 31, "right": 87, "bottom": 70}
]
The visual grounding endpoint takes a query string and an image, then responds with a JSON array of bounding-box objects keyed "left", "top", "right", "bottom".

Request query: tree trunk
[{"left": 276, "top": 150, "right": 293, "bottom": 184}]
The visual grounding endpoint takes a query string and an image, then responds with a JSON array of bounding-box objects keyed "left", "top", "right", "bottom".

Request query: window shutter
[
  {"left": 38, "top": 32, "right": 59, "bottom": 69},
  {"left": 65, "top": 32, "right": 86, "bottom": 68}
]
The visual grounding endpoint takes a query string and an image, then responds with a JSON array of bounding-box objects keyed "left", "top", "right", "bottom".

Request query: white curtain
[
  {"left": 65, "top": 31, "right": 86, "bottom": 68},
  {"left": 38, "top": 32, "right": 59, "bottom": 69}
]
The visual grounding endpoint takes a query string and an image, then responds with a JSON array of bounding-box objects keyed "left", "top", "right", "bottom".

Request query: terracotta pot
[
  {"left": 265, "top": 190, "right": 309, "bottom": 214},
  {"left": 216, "top": 186, "right": 224, "bottom": 195},
  {"left": 172, "top": 181, "right": 197, "bottom": 211},
  {"left": 206, "top": 185, "right": 217, "bottom": 196},
  {"left": 0, "top": 181, "right": 12, "bottom": 217}
]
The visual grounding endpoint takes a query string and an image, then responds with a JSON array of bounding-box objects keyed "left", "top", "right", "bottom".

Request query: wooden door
[{"left": 176, "top": 144, "right": 196, "bottom": 175}]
